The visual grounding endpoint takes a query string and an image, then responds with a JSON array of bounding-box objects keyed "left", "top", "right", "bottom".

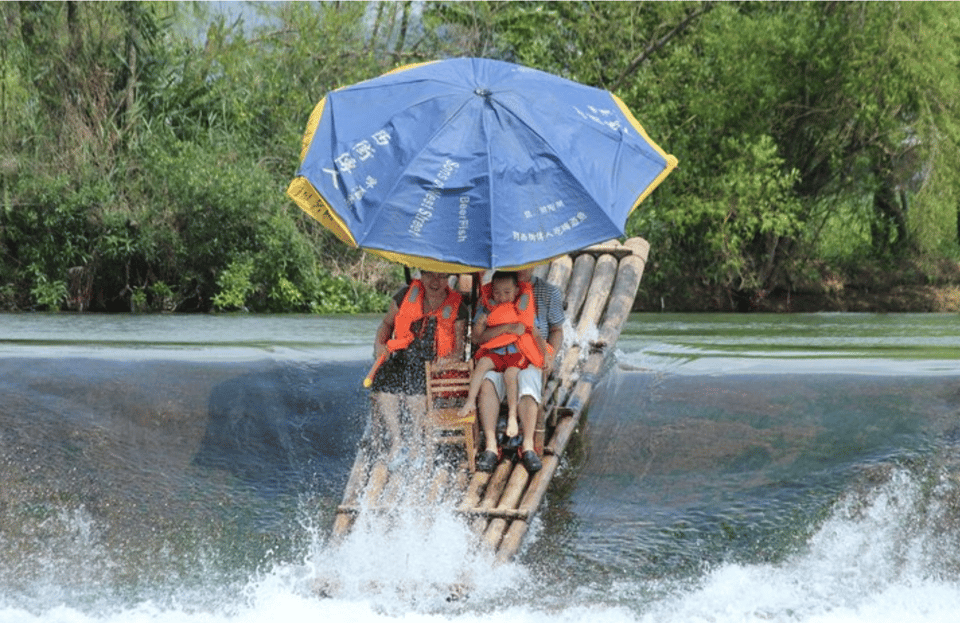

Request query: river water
[{"left": 2, "top": 312, "right": 960, "bottom": 622}]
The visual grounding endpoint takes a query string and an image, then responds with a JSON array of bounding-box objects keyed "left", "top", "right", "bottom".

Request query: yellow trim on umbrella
[
  {"left": 299, "top": 62, "right": 440, "bottom": 162},
  {"left": 299, "top": 97, "right": 327, "bottom": 163},
  {"left": 288, "top": 173, "right": 558, "bottom": 272},
  {"left": 367, "top": 249, "right": 482, "bottom": 274},
  {"left": 383, "top": 59, "right": 441, "bottom": 77},
  {"left": 612, "top": 94, "right": 679, "bottom": 212},
  {"left": 364, "top": 248, "right": 557, "bottom": 274},
  {"left": 286, "top": 177, "right": 357, "bottom": 247}
]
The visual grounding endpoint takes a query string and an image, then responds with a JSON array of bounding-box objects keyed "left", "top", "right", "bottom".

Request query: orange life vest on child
[
  {"left": 386, "top": 280, "right": 462, "bottom": 358},
  {"left": 477, "top": 281, "right": 544, "bottom": 368}
]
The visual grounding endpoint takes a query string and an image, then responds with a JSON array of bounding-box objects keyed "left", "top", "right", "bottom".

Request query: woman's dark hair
[{"left": 491, "top": 271, "right": 519, "bottom": 285}]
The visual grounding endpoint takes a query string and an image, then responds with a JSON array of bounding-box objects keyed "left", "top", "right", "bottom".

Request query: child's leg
[
  {"left": 504, "top": 366, "right": 520, "bottom": 437},
  {"left": 459, "top": 356, "right": 495, "bottom": 417}
]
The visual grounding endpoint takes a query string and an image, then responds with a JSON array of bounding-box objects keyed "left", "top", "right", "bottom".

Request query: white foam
[{"left": 4, "top": 441, "right": 959, "bottom": 623}]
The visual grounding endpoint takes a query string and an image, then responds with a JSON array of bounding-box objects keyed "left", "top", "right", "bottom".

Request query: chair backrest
[{"left": 424, "top": 361, "right": 473, "bottom": 410}]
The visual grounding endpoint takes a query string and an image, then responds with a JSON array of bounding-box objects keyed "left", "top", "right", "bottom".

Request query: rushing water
[{"left": 2, "top": 312, "right": 960, "bottom": 622}]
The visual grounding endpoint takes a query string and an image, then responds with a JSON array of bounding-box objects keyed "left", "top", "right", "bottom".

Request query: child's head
[{"left": 490, "top": 271, "right": 520, "bottom": 304}]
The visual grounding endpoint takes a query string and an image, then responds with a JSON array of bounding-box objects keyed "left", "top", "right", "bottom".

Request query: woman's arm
[{"left": 373, "top": 300, "right": 400, "bottom": 360}]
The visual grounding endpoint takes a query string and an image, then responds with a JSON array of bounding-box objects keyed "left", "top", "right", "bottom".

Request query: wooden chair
[{"left": 423, "top": 360, "right": 477, "bottom": 472}]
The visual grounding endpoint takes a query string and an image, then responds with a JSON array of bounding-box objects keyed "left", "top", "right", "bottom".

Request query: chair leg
[{"left": 465, "top": 422, "right": 476, "bottom": 472}]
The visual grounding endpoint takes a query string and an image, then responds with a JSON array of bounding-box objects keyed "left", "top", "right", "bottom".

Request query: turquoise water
[{"left": 2, "top": 312, "right": 959, "bottom": 622}]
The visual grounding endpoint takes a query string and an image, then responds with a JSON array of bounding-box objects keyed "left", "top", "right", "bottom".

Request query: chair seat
[{"left": 424, "top": 361, "right": 477, "bottom": 472}]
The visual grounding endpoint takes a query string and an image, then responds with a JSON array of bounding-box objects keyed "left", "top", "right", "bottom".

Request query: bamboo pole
[
  {"left": 542, "top": 407, "right": 575, "bottom": 455},
  {"left": 574, "top": 253, "right": 618, "bottom": 340},
  {"left": 363, "top": 461, "right": 390, "bottom": 506},
  {"left": 470, "top": 459, "right": 513, "bottom": 534},
  {"left": 331, "top": 443, "right": 371, "bottom": 538},
  {"left": 623, "top": 237, "right": 650, "bottom": 263},
  {"left": 552, "top": 252, "right": 602, "bottom": 394},
  {"left": 427, "top": 466, "right": 451, "bottom": 505},
  {"left": 543, "top": 249, "right": 608, "bottom": 409},
  {"left": 458, "top": 472, "right": 490, "bottom": 513},
  {"left": 563, "top": 253, "right": 596, "bottom": 325},
  {"left": 552, "top": 242, "right": 646, "bottom": 408},
  {"left": 458, "top": 507, "right": 531, "bottom": 520},
  {"left": 546, "top": 255, "right": 573, "bottom": 293},
  {"left": 493, "top": 241, "right": 650, "bottom": 561},
  {"left": 596, "top": 254, "right": 648, "bottom": 347},
  {"left": 481, "top": 464, "right": 531, "bottom": 551},
  {"left": 495, "top": 403, "right": 585, "bottom": 561},
  {"left": 495, "top": 457, "right": 561, "bottom": 562}
]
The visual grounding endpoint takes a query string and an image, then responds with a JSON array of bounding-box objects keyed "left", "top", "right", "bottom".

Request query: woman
[{"left": 369, "top": 270, "right": 468, "bottom": 464}]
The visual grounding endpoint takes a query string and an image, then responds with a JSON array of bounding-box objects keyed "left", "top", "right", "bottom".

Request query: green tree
[
  {"left": 431, "top": 1, "right": 960, "bottom": 308},
  {"left": 3, "top": 1, "right": 958, "bottom": 313},
  {"left": 1, "top": 1, "right": 393, "bottom": 312}
]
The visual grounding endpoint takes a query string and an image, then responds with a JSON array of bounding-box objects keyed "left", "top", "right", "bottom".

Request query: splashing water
[
  {"left": 5, "top": 313, "right": 960, "bottom": 622},
  {"left": 634, "top": 467, "right": 960, "bottom": 623}
]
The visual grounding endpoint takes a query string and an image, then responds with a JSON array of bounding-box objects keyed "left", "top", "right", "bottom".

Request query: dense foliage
[{"left": 2, "top": 1, "right": 958, "bottom": 312}]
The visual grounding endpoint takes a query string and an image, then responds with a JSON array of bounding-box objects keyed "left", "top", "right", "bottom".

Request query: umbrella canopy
[{"left": 287, "top": 57, "right": 677, "bottom": 272}]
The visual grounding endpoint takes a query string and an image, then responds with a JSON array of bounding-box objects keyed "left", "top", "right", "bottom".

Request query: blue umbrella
[{"left": 287, "top": 57, "right": 677, "bottom": 272}]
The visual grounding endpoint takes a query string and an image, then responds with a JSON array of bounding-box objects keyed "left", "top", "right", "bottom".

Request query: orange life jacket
[
  {"left": 477, "top": 281, "right": 544, "bottom": 367},
  {"left": 386, "top": 280, "right": 462, "bottom": 358}
]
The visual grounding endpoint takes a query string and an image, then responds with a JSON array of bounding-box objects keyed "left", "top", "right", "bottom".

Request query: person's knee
[
  {"left": 518, "top": 394, "right": 537, "bottom": 415},
  {"left": 479, "top": 378, "right": 495, "bottom": 399}
]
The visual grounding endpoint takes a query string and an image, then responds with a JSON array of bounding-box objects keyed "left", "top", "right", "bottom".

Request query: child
[{"left": 458, "top": 271, "right": 546, "bottom": 440}]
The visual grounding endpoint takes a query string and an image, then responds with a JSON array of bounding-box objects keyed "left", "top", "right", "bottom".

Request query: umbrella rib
[{"left": 483, "top": 100, "right": 498, "bottom": 269}]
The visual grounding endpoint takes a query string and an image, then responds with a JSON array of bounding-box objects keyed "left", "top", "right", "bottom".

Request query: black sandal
[
  {"left": 476, "top": 450, "right": 498, "bottom": 473},
  {"left": 520, "top": 450, "right": 542, "bottom": 474}
]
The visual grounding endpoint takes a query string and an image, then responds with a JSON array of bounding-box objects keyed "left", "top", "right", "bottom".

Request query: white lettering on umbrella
[
  {"left": 409, "top": 159, "right": 459, "bottom": 237},
  {"left": 457, "top": 196, "right": 470, "bottom": 242},
  {"left": 322, "top": 129, "right": 391, "bottom": 194},
  {"left": 353, "top": 139, "right": 376, "bottom": 161},
  {"left": 524, "top": 199, "right": 564, "bottom": 218},
  {"left": 513, "top": 211, "right": 588, "bottom": 242},
  {"left": 335, "top": 152, "right": 357, "bottom": 172},
  {"left": 322, "top": 167, "right": 339, "bottom": 189},
  {"left": 573, "top": 105, "right": 628, "bottom": 135},
  {"left": 348, "top": 185, "right": 366, "bottom": 204}
]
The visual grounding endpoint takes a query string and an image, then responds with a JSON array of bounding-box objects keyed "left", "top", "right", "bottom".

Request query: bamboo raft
[{"left": 332, "top": 236, "right": 650, "bottom": 563}]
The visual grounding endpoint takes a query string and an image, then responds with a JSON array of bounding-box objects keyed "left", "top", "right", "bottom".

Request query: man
[{"left": 472, "top": 267, "right": 564, "bottom": 473}]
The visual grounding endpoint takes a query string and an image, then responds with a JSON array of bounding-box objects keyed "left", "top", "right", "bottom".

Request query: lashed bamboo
[
  {"left": 540, "top": 252, "right": 608, "bottom": 430},
  {"left": 563, "top": 253, "right": 596, "bottom": 324},
  {"left": 331, "top": 440, "right": 371, "bottom": 538},
  {"left": 329, "top": 237, "right": 650, "bottom": 565},
  {"left": 481, "top": 465, "right": 531, "bottom": 550},
  {"left": 574, "top": 253, "right": 618, "bottom": 339},
  {"left": 546, "top": 255, "right": 573, "bottom": 293},
  {"left": 486, "top": 239, "right": 650, "bottom": 562},
  {"left": 470, "top": 458, "right": 513, "bottom": 533}
]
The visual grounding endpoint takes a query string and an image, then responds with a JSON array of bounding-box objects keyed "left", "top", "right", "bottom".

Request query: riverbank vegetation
[{"left": 2, "top": 2, "right": 958, "bottom": 312}]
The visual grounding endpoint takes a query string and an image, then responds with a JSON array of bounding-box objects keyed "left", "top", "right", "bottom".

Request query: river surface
[{"left": 2, "top": 312, "right": 960, "bottom": 622}]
